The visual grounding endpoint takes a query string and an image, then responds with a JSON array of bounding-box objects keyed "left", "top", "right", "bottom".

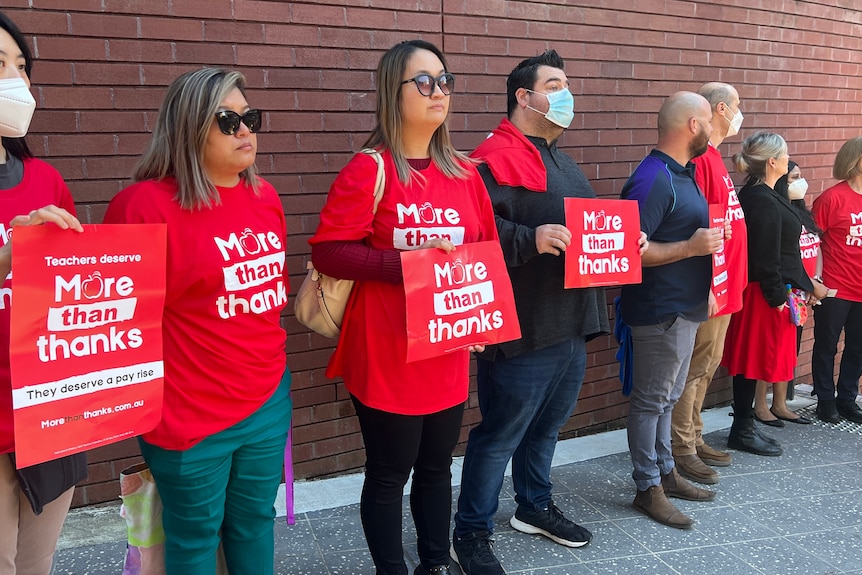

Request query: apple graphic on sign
[
  {"left": 451, "top": 258, "right": 465, "bottom": 284},
  {"left": 240, "top": 228, "right": 261, "bottom": 255},
  {"left": 595, "top": 210, "right": 607, "bottom": 231},
  {"left": 82, "top": 271, "right": 104, "bottom": 299},
  {"left": 418, "top": 202, "right": 435, "bottom": 224}
]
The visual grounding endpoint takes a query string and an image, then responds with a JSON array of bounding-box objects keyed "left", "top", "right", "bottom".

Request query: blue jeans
[
  {"left": 454, "top": 338, "right": 587, "bottom": 536},
  {"left": 627, "top": 317, "right": 698, "bottom": 491},
  {"left": 139, "top": 371, "right": 292, "bottom": 575}
]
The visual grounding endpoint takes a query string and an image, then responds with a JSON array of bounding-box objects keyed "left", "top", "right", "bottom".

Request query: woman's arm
[{"left": 311, "top": 241, "right": 402, "bottom": 284}]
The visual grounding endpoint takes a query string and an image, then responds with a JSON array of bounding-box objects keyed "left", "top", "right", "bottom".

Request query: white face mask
[
  {"left": 721, "top": 103, "right": 743, "bottom": 138},
  {"left": 0, "top": 78, "right": 36, "bottom": 138},
  {"left": 788, "top": 178, "right": 809, "bottom": 200}
]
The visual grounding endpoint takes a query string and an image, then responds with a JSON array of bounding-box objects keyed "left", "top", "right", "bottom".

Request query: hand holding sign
[
  {"left": 10, "top": 224, "right": 166, "bottom": 468},
  {"left": 564, "top": 198, "right": 642, "bottom": 288},
  {"left": 401, "top": 241, "right": 520, "bottom": 363}
]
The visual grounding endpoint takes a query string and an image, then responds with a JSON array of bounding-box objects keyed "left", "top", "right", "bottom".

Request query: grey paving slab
[
  {"left": 724, "top": 537, "right": 842, "bottom": 575},
  {"left": 564, "top": 520, "right": 651, "bottom": 562},
  {"left": 51, "top": 401, "right": 862, "bottom": 575},
  {"left": 52, "top": 541, "right": 125, "bottom": 575},
  {"left": 793, "top": 525, "right": 862, "bottom": 573},
  {"left": 657, "top": 544, "right": 764, "bottom": 575},
  {"left": 611, "top": 515, "right": 717, "bottom": 553},
  {"left": 581, "top": 553, "right": 681, "bottom": 574}
]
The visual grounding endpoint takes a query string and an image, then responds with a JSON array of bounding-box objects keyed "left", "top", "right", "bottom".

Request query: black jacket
[
  {"left": 738, "top": 180, "right": 814, "bottom": 307},
  {"left": 12, "top": 452, "right": 87, "bottom": 515}
]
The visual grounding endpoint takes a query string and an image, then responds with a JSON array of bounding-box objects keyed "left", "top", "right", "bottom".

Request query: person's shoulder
[
  {"left": 111, "top": 179, "right": 177, "bottom": 210},
  {"left": 22, "top": 157, "right": 67, "bottom": 187}
]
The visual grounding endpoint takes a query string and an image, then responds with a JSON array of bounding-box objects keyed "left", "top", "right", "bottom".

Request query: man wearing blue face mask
[{"left": 451, "top": 50, "right": 610, "bottom": 575}]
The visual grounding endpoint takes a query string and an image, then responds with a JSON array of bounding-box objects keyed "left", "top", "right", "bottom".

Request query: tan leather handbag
[{"left": 294, "top": 148, "right": 385, "bottom": 337}]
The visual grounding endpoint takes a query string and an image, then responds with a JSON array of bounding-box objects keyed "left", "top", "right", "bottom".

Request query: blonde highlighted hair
[
  {"left": 733, "top": 131, "right": 787, "bottom": 184},
  {"left": 134, "top": 67, "right": 259, "bottom": 210}
]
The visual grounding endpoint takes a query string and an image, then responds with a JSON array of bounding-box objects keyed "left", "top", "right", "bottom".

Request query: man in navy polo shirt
[{"left": 620, "top": 92, "right": 724, "bottom": 529}]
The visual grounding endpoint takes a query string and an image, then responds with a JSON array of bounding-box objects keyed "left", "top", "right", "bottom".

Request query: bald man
[
  {"left": 619, "top": 92, "right": 723, "bottom": 529},
  {"left": 670, "top": 83, "right": 749, "bottom": 485}
]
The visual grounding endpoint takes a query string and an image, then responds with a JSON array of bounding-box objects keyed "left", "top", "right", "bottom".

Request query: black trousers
[
  {"left": 351, "top": 395, "right": 464, "bottom": 575},
  {"left": 812, "top": 297, "right": 862, "bottom": 402}
]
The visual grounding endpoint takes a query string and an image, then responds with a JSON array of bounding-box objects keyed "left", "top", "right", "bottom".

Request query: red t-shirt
[
  {"left": 799, "top": 225, "right": 820, "bottom": 279},
  {"left": 309, "top": 151, "right": 498, "bottom": 415},
  {"left": 812, "top": 180, "right": 862, "bottom": 302},
  {"left": 693, "top": 144, "right": 748, "bottom": 315},
  {"left": 1, "top": 158, "right": 76, "bottom": 454},
  {"left": 104, "top": 178, "right": 288, "bottom": 450}
]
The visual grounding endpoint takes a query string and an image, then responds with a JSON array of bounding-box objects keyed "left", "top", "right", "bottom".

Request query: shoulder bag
[{"left": 294, "top": 148, "right": 385, "bottom": 338}]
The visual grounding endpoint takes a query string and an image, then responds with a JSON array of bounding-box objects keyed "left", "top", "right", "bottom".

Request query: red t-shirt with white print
[
  {"left": 104, "top": 177, "right": 288, "bottom": 450},
  {"left": 1, "top": 158, "right": 76, "bottom": 454},
  {"left": 799, "top": 225, "right": 820, "bottom": 279},
  {"left": 309, "top": 151, "right": 498, "bottom": 415},
  {"left": 813, "top": 180, "right": 862, "bottom": 302},
  {"left": 693, "top": 143, "right": 748, "bottom": 315}
]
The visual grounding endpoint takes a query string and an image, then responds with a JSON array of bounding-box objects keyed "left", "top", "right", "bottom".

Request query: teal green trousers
[{"left": 140, "top": 371, "right": 291, "bottom": 575}]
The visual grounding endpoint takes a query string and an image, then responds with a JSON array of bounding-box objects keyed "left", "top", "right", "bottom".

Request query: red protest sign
[
  {"left": 10, "top": 224, "right": 166, "bottom": 468},
  {"left": 709, "top": 204, "right": 729, "bottom": 313},
  {"left": 564, "top": 198, "right": 642, "bottom": 288},
  {"left": 401, "top": 241, "right": 521, "bottom": 363}
]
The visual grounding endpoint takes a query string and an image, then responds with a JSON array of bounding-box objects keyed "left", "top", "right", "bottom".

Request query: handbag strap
[{"left": 359, "top": 148, "right": 385, "bottom": 214}]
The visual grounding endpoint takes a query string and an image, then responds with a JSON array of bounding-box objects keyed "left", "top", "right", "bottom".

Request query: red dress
[{"left": 723, "top": 282, "right": 796, "bottom": 382}]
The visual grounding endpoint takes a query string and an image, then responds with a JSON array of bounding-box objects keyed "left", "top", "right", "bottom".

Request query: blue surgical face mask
[{"left": 526, "top": 88, "right": 574, "bottom": 129}]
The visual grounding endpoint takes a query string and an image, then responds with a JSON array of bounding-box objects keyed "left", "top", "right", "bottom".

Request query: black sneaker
[
  {"left": 450, "top": 530, "right": 505, "bottom": 575},
  {"left": 509, "top": 502, "right": 592, "bottom": 548}
]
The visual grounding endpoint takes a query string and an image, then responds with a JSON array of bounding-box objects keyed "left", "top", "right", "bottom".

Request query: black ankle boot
[
  {"left": 817, "top": 399, "right": 840, "bottom": 423},
  {"left": 837, "top": 400, "right": 862, "bottom": 424},
  {"left": 727, "top": 416, "right": 783, "bottom": 456},
  {"left": 753, "top": 426, "right": 780, "bottom": 446}
]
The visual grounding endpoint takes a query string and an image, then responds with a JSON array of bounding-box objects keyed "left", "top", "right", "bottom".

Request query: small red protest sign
[
  {"left": 401, "top": 241, "right": 521, "bottom": 363},
  {"left": 564, "top": 198, "right": 642, "bottom": 288},
  {"left": 10, "top": 224, "right": 166, "bottom": 468},
  {"left": 709, "top": 204, "right": 729, "bottom": 313}
]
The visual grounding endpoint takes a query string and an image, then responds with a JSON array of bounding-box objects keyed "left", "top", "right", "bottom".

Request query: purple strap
[{"left": 284, "top": 421, "right": 295, "bottom": 525}]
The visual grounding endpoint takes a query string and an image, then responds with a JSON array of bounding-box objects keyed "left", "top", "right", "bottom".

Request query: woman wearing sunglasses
[
  {"left": 104, "top": 68, "right": 291, "bottom": 575},
  {"left": 309, "top": 40, "right": 497, "bottom": 575}
]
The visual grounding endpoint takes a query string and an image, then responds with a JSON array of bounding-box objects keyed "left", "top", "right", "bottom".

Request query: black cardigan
[{"left": 738, "top": 180, "right": 815, "bottom": 307}]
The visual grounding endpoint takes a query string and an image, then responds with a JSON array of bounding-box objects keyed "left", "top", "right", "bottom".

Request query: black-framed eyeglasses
[
  {"left": 400, "top": 73, "right": 455, "bottom": 97},
  {"left": 214, "top": 109, "right": 262, "bottom": 135}
]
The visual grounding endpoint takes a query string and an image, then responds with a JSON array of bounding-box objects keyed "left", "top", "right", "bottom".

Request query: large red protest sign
[
  {"left": 10, "top": 224, "right": 166, "bottom": 468},
  {"left": 564, "top": 198, "right": 642, "bottom": 288},
  {"left": 401, "top": 241, "right": 521, "bottom": 363},
  {"left": 709, "top": 204, "right": 729, "bottom": 313}
]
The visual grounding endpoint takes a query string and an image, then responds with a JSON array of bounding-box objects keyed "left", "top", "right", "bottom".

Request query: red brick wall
[{"left": 4, "top": 0, "right": 859, "bottom": 507}]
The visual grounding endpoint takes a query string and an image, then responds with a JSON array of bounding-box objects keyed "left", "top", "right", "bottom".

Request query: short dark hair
[
  {"left": 0, "top": 10, "right": 34, "bottom": 160},
  {"left": 506, "top": 50, "right": 565, "bottom": 118}
]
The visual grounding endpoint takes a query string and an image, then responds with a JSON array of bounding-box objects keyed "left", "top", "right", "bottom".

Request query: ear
[
  {"left": 688, "top": 117, "right": 699, "bottom": 135},
  {"left": 515, "top": 87, "right": 530, "bottom": 108}
]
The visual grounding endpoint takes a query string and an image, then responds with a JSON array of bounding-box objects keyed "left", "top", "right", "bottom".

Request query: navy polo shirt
[{"left": 620, "top": 149, "right": 711, "bottom": 326}]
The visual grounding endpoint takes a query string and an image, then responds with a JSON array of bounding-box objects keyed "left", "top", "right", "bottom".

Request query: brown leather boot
[
  {"left": 632, "top": 485, "right": 693, "bottom": 529},
  {"left": 674, "top": 454, "right": 719, "bottom": 485},
  {"left": 661, "top": 467, "right": 716, "bottom": 501},
  {"left": 696, "top": 443, "right": 732, "bottom": 466}
]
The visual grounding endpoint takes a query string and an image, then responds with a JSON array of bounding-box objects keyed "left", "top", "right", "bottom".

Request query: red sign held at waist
[
  {"left": 564, "top": 198, "right": 642, "bottom": 288},
  {"left": 401, "top": 241, "right": 521, "bottom": 363},
  {"left": 10, "top": 224, "right": 166, "bottom": 468}
]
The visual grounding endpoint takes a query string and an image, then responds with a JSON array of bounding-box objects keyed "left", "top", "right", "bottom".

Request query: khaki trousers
[
  {"left": 671, "top": 314, "right": 732, "bottom": 456},
  {"left": 0, "top": 454, "right": 74, "bottom": 575}
]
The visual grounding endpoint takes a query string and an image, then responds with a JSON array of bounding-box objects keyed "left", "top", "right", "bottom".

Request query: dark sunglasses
[
  {"left": 400, "top": 73, "right": 455, "bottom": 97},
  {"left": 214, "top": 109, "right": 262, "bottom": 135}
]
